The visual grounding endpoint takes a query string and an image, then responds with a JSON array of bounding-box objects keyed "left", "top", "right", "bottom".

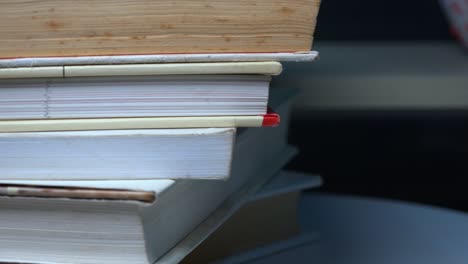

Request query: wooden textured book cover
[{"left": 0, "top": 0, "right": 320, "bottom": 58}]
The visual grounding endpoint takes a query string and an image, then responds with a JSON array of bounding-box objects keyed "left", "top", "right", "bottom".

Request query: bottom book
[{"left": 180, "top": 171, "right": 322, "bottom": 263}]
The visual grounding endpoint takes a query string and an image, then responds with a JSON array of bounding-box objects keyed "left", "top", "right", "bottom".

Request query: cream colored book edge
[
  {"left": 0, "top": 115, "right": 270, "bottom": 133},
  {"left": 0, "top": 67, "right": 63, "bottom": 78},
  {"left": 0, "top": 52, "right": 319, "bottom": 68},
  {"left": 0, "top": 0, "right": 320, "bottom": 58},
  {"left": 0, "top": 61, "right": 282, "bottom": 79}
]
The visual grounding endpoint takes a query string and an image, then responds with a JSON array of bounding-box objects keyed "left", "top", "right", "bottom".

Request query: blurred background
[{"left": 275, "top": 0, "right": 468, "bottom": 211}]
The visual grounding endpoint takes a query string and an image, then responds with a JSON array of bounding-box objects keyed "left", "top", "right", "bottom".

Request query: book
[
  {"left": 216, "top": 233, "right": 320, "bottom": 264},
  {"left": 0, "top": 63, "right": 279, "bottom": 120},
  {"left": 182, "top": 171, "right": 323, "bottom": 263},
  {"left": 0, "top": 0, "right": 321, "bottom": 58},
  {"left": 0, "top": 128, "right": 235, "bottom": 180}
]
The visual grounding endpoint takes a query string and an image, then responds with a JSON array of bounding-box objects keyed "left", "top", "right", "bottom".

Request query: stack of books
[{"left": 0, "top": 1, "right": 321, "bottom": 263}]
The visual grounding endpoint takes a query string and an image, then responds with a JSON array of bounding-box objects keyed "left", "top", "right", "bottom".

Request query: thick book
[
  {"left": 0, "top": 128, "right": 235, "bottom": 180},
  {"left": 182, "top": 171, "right": 323, "bottom": 263},
  {"left": 0, "top": 0, "right": 321, "bottom": 58},
  {"left": 0, "top": 62, "right": 279, "bottom": 120}
]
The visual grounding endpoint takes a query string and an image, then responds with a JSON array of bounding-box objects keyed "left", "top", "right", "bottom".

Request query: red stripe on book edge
[{"left": 262, "top": 112, "right": 280, "bottom": 127}]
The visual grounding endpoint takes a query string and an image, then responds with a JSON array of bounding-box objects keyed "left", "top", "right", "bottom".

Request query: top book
[{"left": 0, "top": 0, "right": 321, "bottom": 58}]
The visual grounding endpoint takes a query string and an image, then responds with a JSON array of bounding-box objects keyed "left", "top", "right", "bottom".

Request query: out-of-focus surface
[
  {"left": 279, "top": 0, "right": 468, "bottom": 211},
  {"left": 440, "top": 0, "right": 468, "bottom": 48},
  {"left": 313, "top": 0, "right": 451, "bottom": 41},
  {"left": 240, "top": 194, "right": 468, "bottom": 264},
  {"left": 275, "top": 42, "right": 468, "bottom": 110}
]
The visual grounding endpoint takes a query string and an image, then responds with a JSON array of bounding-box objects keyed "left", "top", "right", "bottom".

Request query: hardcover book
[{"left": 0, "top": 0, "right": 321, "bottom": 58}]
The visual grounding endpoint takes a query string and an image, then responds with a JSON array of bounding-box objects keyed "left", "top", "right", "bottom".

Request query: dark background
[
  {"left": 313, "top": 0, "right": 451, "bottom": 41},
  {"left": 284, "top": 0, "right": 468, "bottom": 211}
]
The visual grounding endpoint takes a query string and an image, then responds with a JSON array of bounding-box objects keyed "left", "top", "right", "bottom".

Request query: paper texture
[{"left": 0, "top": 128, "right": 235, "bottom": 180}]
